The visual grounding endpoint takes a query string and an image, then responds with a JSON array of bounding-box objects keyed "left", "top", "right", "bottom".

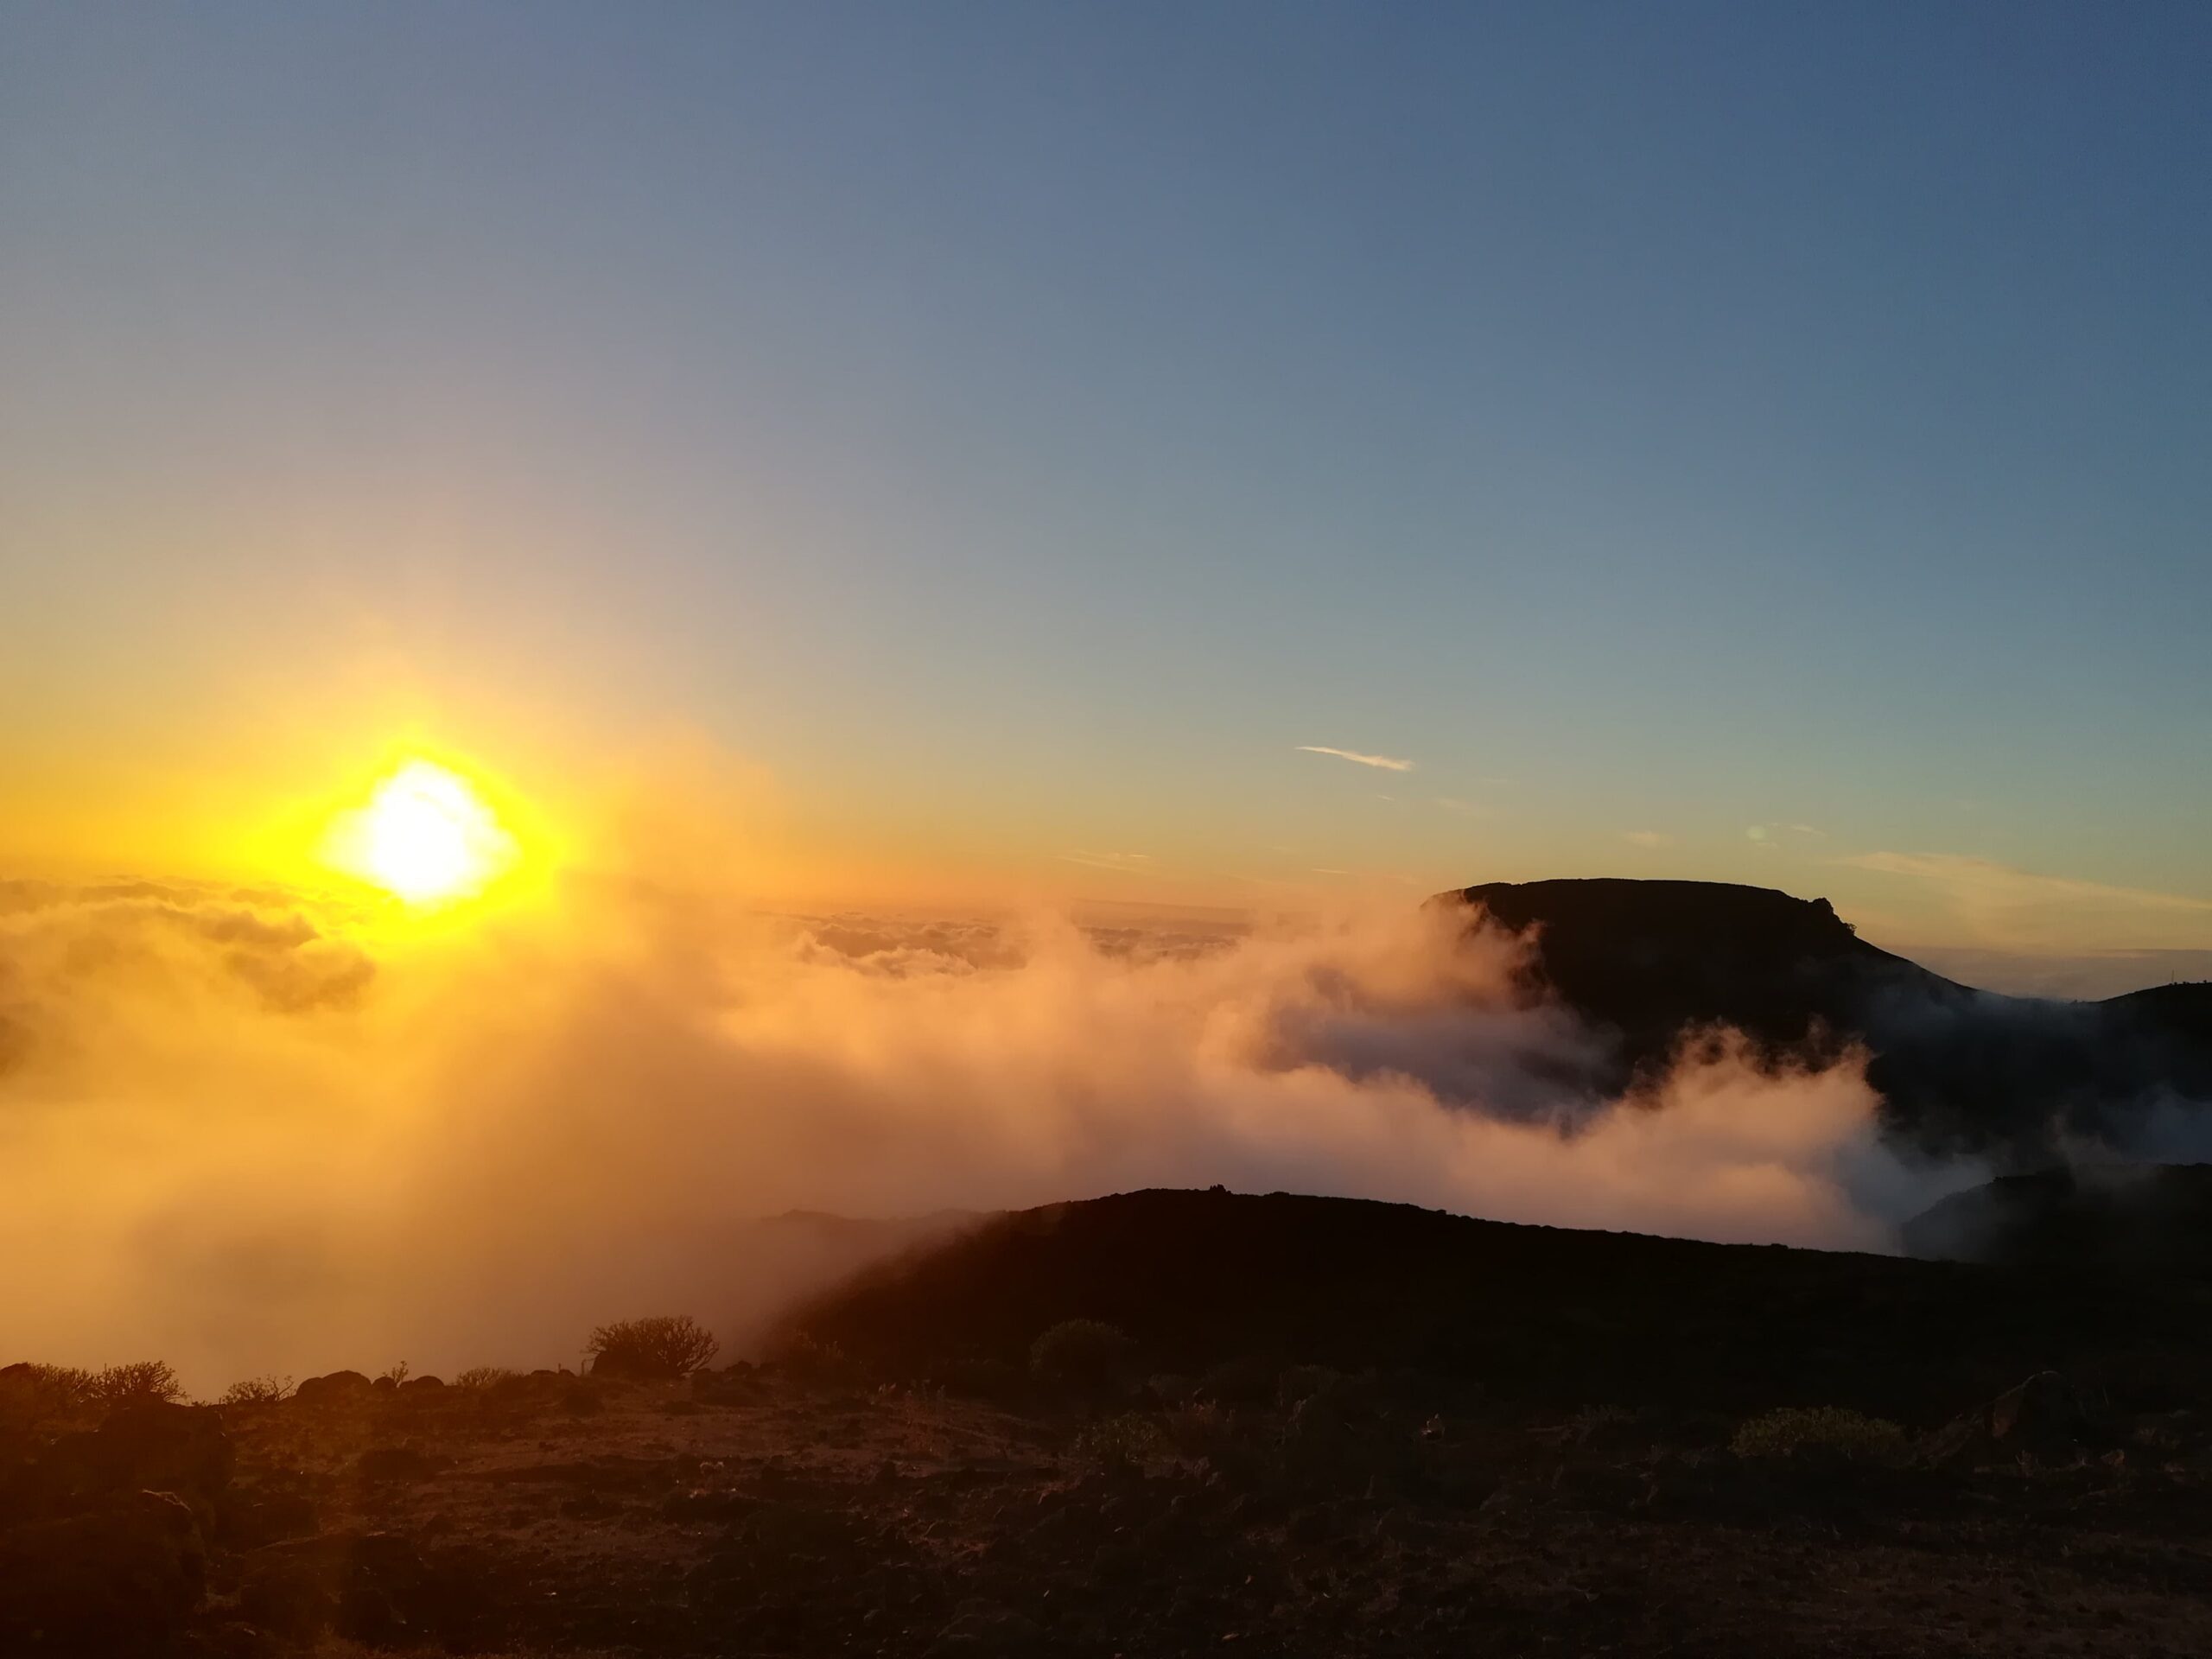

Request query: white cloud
[{"left": 1298, "top": 746, "right": 1414, "bottom": 772}]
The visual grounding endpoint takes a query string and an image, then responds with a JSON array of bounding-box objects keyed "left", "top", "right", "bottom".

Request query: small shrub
[
  {"left": 1070, "top": 1412, "right": 1170, "bottom": 1472},
  {"left": 1732, "top": 1407, "right": 1907, "bottom": 1465},
  {"left": 1028, "top": 1320, "right": 1133, "bottom": 1393},
  {"left": 90, "top": 1361, "right": 185, "bottom": 1406},
  {"left": 453, "top": 1366, "right": 519, "bottom": 1391},
  {"left": 220, "top": 1375, "right": 295, "bottom": 1407},
  {"left": 586, "top": 1316, "right": 720, "bottom": 1380},
  {"left": 378, "top": 1362, "right": 412, "bottom": 1386}
]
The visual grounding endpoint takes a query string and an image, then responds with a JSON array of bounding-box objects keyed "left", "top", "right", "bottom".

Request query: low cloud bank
[{"left": 0, "top": 877, "right": 1979, "bottom": 1390}]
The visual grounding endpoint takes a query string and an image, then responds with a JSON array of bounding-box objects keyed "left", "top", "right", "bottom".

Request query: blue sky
[{"left": 3, "top": 3, "right": 2209, "bottom": 949}]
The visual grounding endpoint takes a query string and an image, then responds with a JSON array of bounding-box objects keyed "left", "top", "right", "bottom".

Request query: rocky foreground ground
[
  {"left": 9, "top": 1188, "right": 2212, "bottom": 1656},
  {"left": 4, "top": 1354, "right": 2212, "bottom": 1657}
]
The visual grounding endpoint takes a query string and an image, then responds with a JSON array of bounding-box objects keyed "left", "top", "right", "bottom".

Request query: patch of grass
[
  {"left": 1731, "top": 1406, "right": 1907, "bottom": 1465},
  {"left": 586, "top": 1315, "right": 720, "bottom": 1380}
]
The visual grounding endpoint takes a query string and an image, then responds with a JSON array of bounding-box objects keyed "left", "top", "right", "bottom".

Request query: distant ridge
[{"left": 1440, "top": 878, "right": 2212, "bottom": 1163}]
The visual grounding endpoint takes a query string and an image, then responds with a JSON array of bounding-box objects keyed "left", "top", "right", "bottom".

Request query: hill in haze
[{"left": 1445, "top": 877, "right": 2212, "bottom": 1164}]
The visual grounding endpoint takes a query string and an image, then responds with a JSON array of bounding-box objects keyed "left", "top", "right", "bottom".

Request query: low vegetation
[
  {"left": 585, "top": 1315, "right": 720, "bottom": 1379},
  {"left": 1731, "top": 1406, "right": 1909, "bottom": 1464},
  {"left": 219, "top": 1375, "right": 295, "bottom": 1407},
  {"left": 1070, "top": 1411, "right": 1172, "bottom": 1471}
]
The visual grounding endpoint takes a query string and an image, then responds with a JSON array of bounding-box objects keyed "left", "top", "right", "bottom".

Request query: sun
[{"left": 324, "top": 760, "right": 520, "bottom": 906}]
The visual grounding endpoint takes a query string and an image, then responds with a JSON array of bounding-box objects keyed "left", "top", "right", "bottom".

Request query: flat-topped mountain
[{"left": 1443, "top": 878, "right": 2212, "bottom": 1162}]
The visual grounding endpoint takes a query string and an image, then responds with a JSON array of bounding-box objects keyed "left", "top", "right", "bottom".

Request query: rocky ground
[
  {"left": 3, "top": 1357, "right": 2211, "bottom": 1657},
  {"left": 7, "top": 1188, "right": 2212, "bottom": 1656}
]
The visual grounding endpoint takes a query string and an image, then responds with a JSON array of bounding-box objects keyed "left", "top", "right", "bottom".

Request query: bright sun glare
[{"left": 327, "top": 760, "right": 519, "bottom": 906}]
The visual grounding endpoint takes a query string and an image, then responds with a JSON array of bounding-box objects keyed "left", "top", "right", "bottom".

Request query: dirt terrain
[{"left": 7, "top": 1189, "right": 2212, "bottom": 1656}]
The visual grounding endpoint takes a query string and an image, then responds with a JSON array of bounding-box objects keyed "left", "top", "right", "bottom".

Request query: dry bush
[
  {"left": 1732, "top": 1406, "right": 1907, "bottom": 1465},
  {"left": 1028, "top": 1319, "right": 1133, "bottom": 1392},
  {"left": 220, "top": 1375, "right": 294, "bottom": 1407},
  {"left": 90, "top": 1360, "right": 185, "bottom": 1405},
  {"left": 586, "top": 1315, "right": 720, "bottom": 1380},
  {"left": 378, "top": 1362, "right": 412, "bottom": 1386},
  {"left": 453, "top": 1366, "right": 520, "bottom": 1391},
  {"left": 0, "top": 1363, "right": 97, "bottom": 1421}
]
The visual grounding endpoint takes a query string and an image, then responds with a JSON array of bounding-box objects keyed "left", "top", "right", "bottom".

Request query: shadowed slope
[{"left": 781, "top": 1188, "right": 2212, "bottom": 1421}]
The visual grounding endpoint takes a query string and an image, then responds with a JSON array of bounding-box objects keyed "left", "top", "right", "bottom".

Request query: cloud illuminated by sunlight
[{"left": 1298, "top": 746, "right": 1414, "bottom": 772}]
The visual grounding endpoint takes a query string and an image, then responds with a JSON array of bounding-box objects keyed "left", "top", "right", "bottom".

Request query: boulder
[
  {"left": 1925, "top": 1370, "right": 2107, "bottom": 1466},
  {"left": 0, "top": 1490, "right": 206, "bottom": 1648},
  {"left": 93, "top": 1402, "right": 234, "bottom": 1511},
  {"left": 1990, "top": 1370, "right": 2102, "bottom": 1452},
  {"left": 239, "top": 1529, "right": 466, "bottom": 1643},
  {"left": 292, "top": 1371, "right": 374, "bottom": 1408}
]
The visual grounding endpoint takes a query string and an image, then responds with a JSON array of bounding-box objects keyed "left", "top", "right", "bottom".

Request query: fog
[{"left": 0, "top": 875, "right": 1979, "bottom": 1392}]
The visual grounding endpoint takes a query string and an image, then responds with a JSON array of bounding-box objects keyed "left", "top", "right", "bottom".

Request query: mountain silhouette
[{"left": 1444, "top": 878, "right": 2212, "bottom": 1163}]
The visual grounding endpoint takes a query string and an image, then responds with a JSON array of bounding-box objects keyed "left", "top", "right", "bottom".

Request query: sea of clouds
[{"left": 0, "top": 872, "right": 1981, "bottom": 1390}]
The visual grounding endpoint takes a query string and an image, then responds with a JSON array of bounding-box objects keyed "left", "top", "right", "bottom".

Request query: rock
[
  {"left": 220, "top": 1485, "right": 323, "bottom": 1548},
  {"left": 1925, "top": 1371, "right": 2107, "bottom": 1467},
  {"left": 926, "top": 1602, "right": 1043, "bottom": 1655},
  {"left": 94, "top": 1401, "right": 235, "bottom": 1511},
  {"left": 1989, "top": 1371, "right": 2101, "bottom": 1452},
  {"left": 292, "top": 1371, "right": 374, "bottom": 1408},
  {"left": 352, "top": 1444, "right": 448, "bottom": 1483},
  {"left": 239, "top": 1530, "right": 465, "bottom": 1644},
  {"left": 400, "top": 1375, "right": 446, "bottom": 1393},
  {"left": 0, "top": 1490, "right": 207, "bottom": 1648}
]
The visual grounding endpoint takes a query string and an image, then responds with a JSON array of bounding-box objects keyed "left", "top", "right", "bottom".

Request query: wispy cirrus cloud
[
  {"left": 1059, "top": 851, "right": 1154, "bottom": 874},
  {"left": 1842, "top": 852, "right": 2212, "bottom": 913},
  {"left": 1297, "top": 746, "right": 1414, "bottom": 772}
]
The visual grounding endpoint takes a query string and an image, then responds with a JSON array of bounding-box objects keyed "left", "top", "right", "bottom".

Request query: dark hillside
[{"left": 782, "top": 1188, "right": 2212, "bottom": 1422}]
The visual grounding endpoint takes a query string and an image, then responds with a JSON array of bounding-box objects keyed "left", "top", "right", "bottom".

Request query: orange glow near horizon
[{"left": 321, "top": 759, "right": 521, "bottom": 906}]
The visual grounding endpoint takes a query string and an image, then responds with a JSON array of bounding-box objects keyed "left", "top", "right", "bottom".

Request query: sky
[{"left": 4, "top": 3, "right": 2210, "bottom": 960}]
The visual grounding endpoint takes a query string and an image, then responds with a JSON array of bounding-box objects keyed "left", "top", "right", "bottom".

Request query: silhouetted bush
[
  {"left": 453, "top": 1366, "right": 519, "bottom": 1391},
  {"left": 90, "top": 1361, "right": 185, "bottom": 1405},
  {"left": 220, "top": 1376, "right": 294, "bottom": 1407},
  {"left": 586, "top": 1316, "right": 720, "bottom": 1379},
  {"left": 0, "top": 1363, "right": 97, "bottom": 1421},
  {"left": 1732, "top": 1407, "right": 1906, "bottom": 1464},
  {"left": 1028, "top": 1319, "right": 1134, "bottom": 1393}
]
